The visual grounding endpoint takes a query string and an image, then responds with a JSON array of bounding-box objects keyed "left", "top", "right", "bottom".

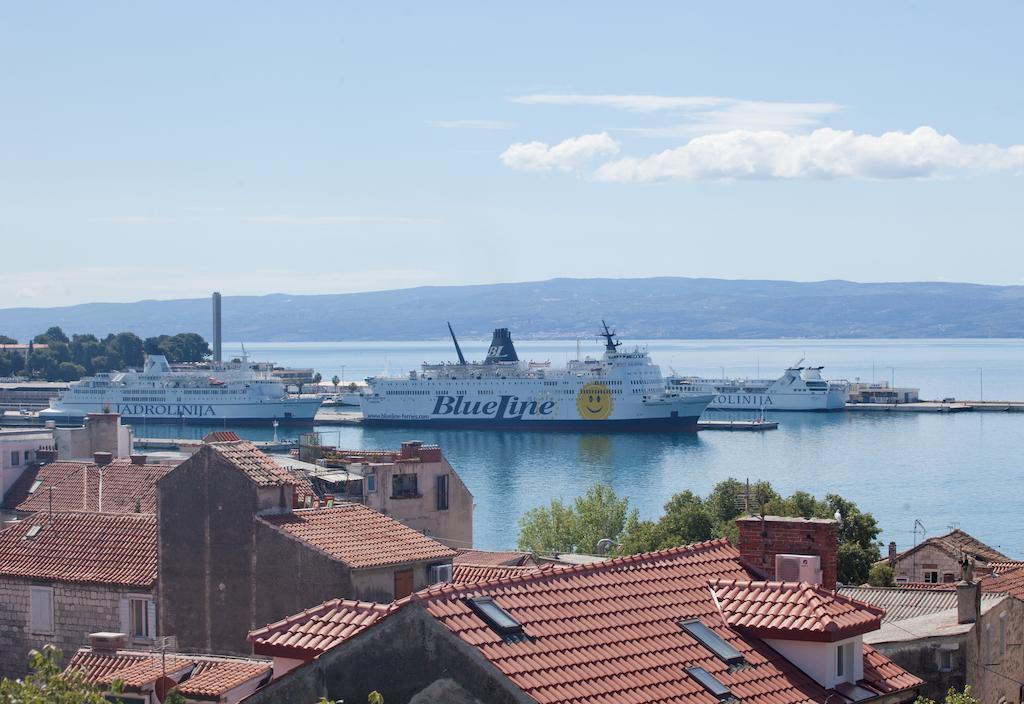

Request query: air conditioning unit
[
  {"left": 429, "top": 563, "right": 453, "bottom": 585},
  {"left": 775, "top": 554, "right": 822, "bottom": 585}
]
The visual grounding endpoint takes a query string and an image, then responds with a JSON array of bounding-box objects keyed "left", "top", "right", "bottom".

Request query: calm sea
[{"left": 144, "top": 339, "right": 1024, "bottom": 558}]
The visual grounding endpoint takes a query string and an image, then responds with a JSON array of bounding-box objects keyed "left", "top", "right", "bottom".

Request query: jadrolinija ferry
[
  {"left": 360, "top": 323, "right": 713, "bottom": 432},
  {"left": 39, "top": 354, "right": 322, "bottom": 424},
  {"left": 666, "top": 360, "right": 850, "bottom": 411}
]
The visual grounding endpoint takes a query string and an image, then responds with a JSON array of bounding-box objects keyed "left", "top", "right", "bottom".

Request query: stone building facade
[
  {"left": 967, "top": 586, "right": 1024, "bottom": 702},
  {"left": 0, "top": 512, "right": 157, "bottom": 678},
  {"left": 884, "top": 529, "right": 1008, "bottom": 584},
  {"left": 158, "top": 439, "right": 456, "bottom": 656}
]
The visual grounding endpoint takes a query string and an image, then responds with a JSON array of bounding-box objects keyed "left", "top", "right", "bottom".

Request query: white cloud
[
  {"left": 512, "top": 93, "right": 726, "bottom": 112},
  {"left": 511, "top": 93, "right": 842, "bottom": 135},
  {"left": 499, "top": 132, "right": 619, "bottom": 172},
  {"left": 592, "top": 126, "right": 1024, "bottom": 182},
  {"left": 239, "top": 215, "right": 428, "bottom": 225},
  {"left": 432, "top": 119, "right": 513, "bottom": 130}
]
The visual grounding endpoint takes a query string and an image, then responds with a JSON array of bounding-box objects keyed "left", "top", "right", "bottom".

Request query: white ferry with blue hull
[
  {"left": 40, "top": 354, "right": 322, "bottom": 425},
  {"left": 360, "top": 323, "right": 713, "bottom": 432}
]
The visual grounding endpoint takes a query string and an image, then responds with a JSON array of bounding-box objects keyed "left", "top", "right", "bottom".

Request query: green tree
[
  {"left": 915, "top": 686, "right": 980, "bottom": 704},
  {"left": 27, "top": 349, "right": 61, "bottom": 379},
  {"left": 156, "top": 333, "right": 211, "bottom": 363},
  {"left": 658, "top": 491, "right": 717, "bottom": 546},
  {"left": 331, "top": 375, "right": 340, "bottom": 391},
  {"left": 0, "top": 335, "right": 17, "bottom": 344},
  {"left": 0, "top": 349, "right": 24, "bottom": 377},
  {"left": 164, "top": 687, "right": 187, "bottom": 704},
  {"left": 56, "top": 362, "right": 86, "bottom": 382},
  {"left": 868, "top": 563, "right": 895, "bottom": 587},
  {"left": 517, "top": 484, "right": 636, "bottom": 555},
  {"left": 70, "top": 334, "right": 104, "bottom": 374},
  {"left": 104, "top": 332, "right": 145, "bottom": 369},
  {"left": 34, "top": 326, "right": 69, "bottom": 345},
  {"left": 0, "top": 644, "right": 110, "bottom": 703}
]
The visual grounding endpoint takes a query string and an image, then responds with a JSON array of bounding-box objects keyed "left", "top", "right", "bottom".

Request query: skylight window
[
  {"left": 467, "top": 596, "right": 523, "bottom": 637},
  {"left": 25, "top": 525, "right": 42, "bottom": 539},
  {"left": 680, "top": 620, "right": 744, "bottom": 666},
  {"left": 686, "top": 667, "right": 733, "bottom": 700},
  {"left": 28, "top": 479, "right": 42, "bottom": 494}
]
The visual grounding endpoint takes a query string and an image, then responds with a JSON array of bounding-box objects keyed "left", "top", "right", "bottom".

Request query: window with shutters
[
  {"left": 131, "top": 599, "right": 150, "bottom": 638},
  {"left": 436, "top": 474, "right": 449, "bottom": 511},
  {"left": 30, "top": 586, "right": 53, "bottom": 634}
]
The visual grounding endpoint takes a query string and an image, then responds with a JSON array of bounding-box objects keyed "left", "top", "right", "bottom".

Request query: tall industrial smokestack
[{"left": 212, "top": 292, "right": 222, "bottom": 362}]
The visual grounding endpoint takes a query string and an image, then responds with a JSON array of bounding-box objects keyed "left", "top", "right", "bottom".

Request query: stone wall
[
  {"left": 0, "top": 577, "right": 152, "bottom": 678},
  {"left": 891, "top": 544, "right": 961, "bottom": 584},
  {"left": 247, "top": 606, "right": 533, "bottom": 704},
  {"left": 873, "top": 635, "right": 966, "bottom": 701},
  {"left": 967, "top": 595, "right": 1024, "bottom": 703},
  {"left": 737, "top": 516, "right": 839, "bottom": 589}
]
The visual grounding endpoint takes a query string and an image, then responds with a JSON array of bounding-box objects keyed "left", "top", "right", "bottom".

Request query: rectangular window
[
  {"left": 937, "top": 649, "right": 954, "bottom": 672},
  {"left": 130, "top": 599, "right": 150, "bottom": 639},
  {"left": 686, "top": 667, "right": 732, "bottom": 700},
  {"left": 30, "top": 586, "right": 53, "bottom": 634},
  {"left": 680, "top": 620, "right": 744, "bottom": 665},
  {"left": 923, "top": 571, "right": 939, "bottom": 583},
  {"left": 23, "top": 450, "right": 30, "bottom": 462},
  {"left": 10, "top": 451, "right": 19, "bottom": 466},
  {"left": 436, "top": 474, "right": 449, "bottom": 511},
  {"left": 391, "top": 474, "right": 418, "bottom": 499},
  {"left": 365, "top": 474, "right": 376, "bottom": 493},
  {"left": 836, "top": 643, "right": 846, "bottom": 678}
]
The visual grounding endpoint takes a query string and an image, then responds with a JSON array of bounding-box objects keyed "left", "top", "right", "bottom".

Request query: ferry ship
[
  {"left": 360, "top": 323, "right": 713, "bottom": 432},
  {"left": 666, "top": 361, "right": 849, "bottom": 411},
  {"left": 39, "top": 354, "right": 322, "bottom": 424}
]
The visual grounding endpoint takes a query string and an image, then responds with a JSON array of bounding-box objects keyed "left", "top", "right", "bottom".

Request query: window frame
[
  {"left": 923, "top": 571, "right": 939, "bottom": 583},
  {"left": 29, "top": 585, "right": 54, "bottom": 634},
  {"left": 365, "top": 473, "right": 377, "bottom": 493},
  {"left": 391, "top": 473, "right": 419, "bottom": 499},
  {"left": 436, "top": 474, "right": 449, "bottom": 511},
  {"left": 130, "top": 597, "right": 150, "bottom": 639}
]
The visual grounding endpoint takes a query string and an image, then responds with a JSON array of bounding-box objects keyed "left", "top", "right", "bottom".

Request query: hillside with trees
[{"left": 0, "top": 327, "right": 210, "bottom": 381}]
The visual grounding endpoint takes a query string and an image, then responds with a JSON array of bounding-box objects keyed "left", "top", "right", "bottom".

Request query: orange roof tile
[
  {"left": 203, "top": 431, "right": 241, "bottom": 443},
  {"left": 987, "top": 561, "right": 1024, "bottom": 575},
  {"left": 2, "top": 459, "right": 173, "bottom": 514},
  {"left": 0, "top": 512, "right": 155, "bottom": 588},
  {"left": 885, "top": 528, "right": 1008, "bottom": 565},
  {"left": 455, "top": 549, "right": 537, "bottom": 568},
  {"left": 452, "top": 563, "right": 543, "bottom": 584},
  {"left": 710, "top": 579, "right": 885, "bottom": 642},
  {"left": 982, "top": 566, "right": 1024, "bottom": 597},
  {"left": 207, "top": 440, "right": 301, "bottom": 487},
  {"left": 411, "top": 540, "right": 921, "bottom": 704},
  {"left": 250, "top": 598, "right": 398, "bottom": 659},
  {"left": 259, "top": 503, "right": 456, "bottom": 569},
  {"left": 67, "top": 648, "right": 271, "bottom": 697}
]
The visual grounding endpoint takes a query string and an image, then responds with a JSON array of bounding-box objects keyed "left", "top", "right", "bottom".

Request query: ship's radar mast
[{"left": 599, "top": 320, "right": 622, "bottom": 353}]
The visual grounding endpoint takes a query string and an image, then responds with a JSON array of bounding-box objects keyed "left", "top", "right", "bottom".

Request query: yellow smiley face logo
[{"left": 576, "top": 382, "right": 613, "bottom": 420}]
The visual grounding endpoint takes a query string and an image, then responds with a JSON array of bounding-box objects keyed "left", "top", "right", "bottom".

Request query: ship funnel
[
  {"left": 484, "top": 328, "right": 519, "bottom": 364},
  {"left": 212, "top": 292, "right": 222, "bottom": 362}
]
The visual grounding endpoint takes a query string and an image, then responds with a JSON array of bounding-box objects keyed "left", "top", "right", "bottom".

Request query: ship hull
[
  {"left": 39, "top": 399, "right": 322, "bottom": 425},
  {"left": 706, "top": 393, "right": 847, "bottom": 411},
  {"left": 361, "top": 414, "right": 703, "bottom": 433}
]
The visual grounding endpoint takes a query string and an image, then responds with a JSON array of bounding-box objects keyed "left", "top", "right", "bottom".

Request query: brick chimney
[
  {"left": 737, "top": 515, "right": 839, "bottom": 590},
  {"left": 888, "top": 541, "right": 898, "bottom": 565},
  {"left": 130, "top": 454, "right": 148, "bottom": 465},
  {"left": 93, "top": 451, "right": 113, "bottom": 467},
  {"left": 400, "top": 440, "right": 423, "bottom": 459},
  {"left": 88, "top": 632, "right": 125, "bottom": 653},
  {"left": 36, "top": 449, "right": 58, "bottom": 463}
]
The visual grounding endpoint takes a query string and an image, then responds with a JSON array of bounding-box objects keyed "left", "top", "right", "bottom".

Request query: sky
[{"left": 1, "top": 2, "right": 1022, "bottom": 308}]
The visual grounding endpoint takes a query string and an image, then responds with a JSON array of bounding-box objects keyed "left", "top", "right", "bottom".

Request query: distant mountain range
[{"left": 1, "top": 277, "right": 1022, "bottom": 341}]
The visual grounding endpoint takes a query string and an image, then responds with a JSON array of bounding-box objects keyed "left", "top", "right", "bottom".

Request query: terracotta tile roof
[
  {"left": 67, "top": 648, "right": 270, "bottom": 698},
  {"left": 455, "top": 549, "right": 537, "bottom": 568},
  {"left": 981, "top": 567, "right": 1024, "bottom": 597},
  {"left": 987, "top": 561, "right": 1024, "bottom": 575},
  {"left": 2, "top": 459, "right": 173, "bottom": 514},
  {"left": 410, "top": 539, "right": 921, "bottom": 704},
  {"left": 453, "top": 563, "right": 543, "bottom": 584},
  {"left": 249, "top": 598, "right": 398, "bottom": 659},
  {"left": 710, "top": 579, "right": 885, "bottom": 641},
  {"left": 0, "top": 512, "right": 156, "bottom": 588},
  {"left": 259, "top": 504, "right": 457, "bottom": 569},
  {"left": 886, "top": 528, "right": 1009, "bottom": 565},
  {"left": 203, "top": 431, "right": 241, "bottom": 443},
  {"left": 206, "top": 440, "right": 303, "bottom": 487}
]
